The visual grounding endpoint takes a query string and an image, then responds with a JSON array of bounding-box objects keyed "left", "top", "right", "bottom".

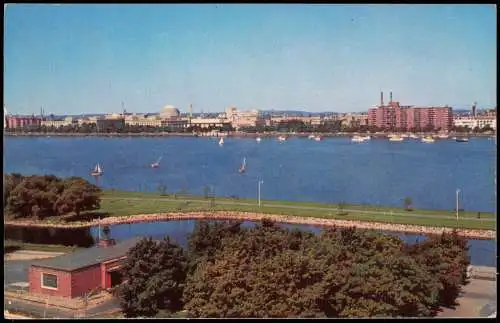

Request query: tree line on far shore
[
  {"left": 5, "top": 120, "right": 494, "bottom": 134},
  {"left": 117, "top": 220, "right": 470, "bottom": 318},
  {"left": 4, "top": 173, "right": 101, "bottom": 220}
]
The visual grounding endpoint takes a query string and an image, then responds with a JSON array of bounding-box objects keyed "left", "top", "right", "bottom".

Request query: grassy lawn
[
  {"left": 4, "top": 240, "right": 80, "bottom": 253},
  {"left": 98, "top": 192, "right": 496, "bottom": 231},
  {"left": 101, "top": 190, "right": 495, "bottom": 220}
]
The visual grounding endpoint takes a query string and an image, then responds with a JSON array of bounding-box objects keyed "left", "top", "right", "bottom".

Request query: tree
[
  {"left": 404, "top": 197, "right": 413, "bottom": 211},
  {"left": 54, "top": 177, "right": 101, "bottom": 218},
  {"left": 6, "top": 175, "right": 64, "bottom": 219},
  {"left": 182, "top": 224, "right": 443, "bottom": 318},
  {"left": 405, "top": 230, "right": 470, "bottom": 309},
  {"left": 118, "top": 237, "right": 188, "bottom": 318},
  {"left": 4, "top": 173, "right": 24, "bottom": 205}
]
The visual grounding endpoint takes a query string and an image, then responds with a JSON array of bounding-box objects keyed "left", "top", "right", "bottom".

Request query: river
[{"left": 3, "top": 136, "right": 497, "bottom": 212}]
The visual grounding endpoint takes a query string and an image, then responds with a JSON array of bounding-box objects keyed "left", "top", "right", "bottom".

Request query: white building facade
[{"left": 453, "top": 116, "right": 496, "bottom": 130}]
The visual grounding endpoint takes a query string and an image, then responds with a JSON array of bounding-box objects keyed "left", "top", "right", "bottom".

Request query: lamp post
[
  {"left": 258, "top": 180, "right": 264, "bottom": 207},
  {"left": 456, "top": 189, "right": 460, "bottom": 222}
]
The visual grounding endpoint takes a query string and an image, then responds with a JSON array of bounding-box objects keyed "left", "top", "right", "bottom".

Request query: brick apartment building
[
  {"left": 368, "top": 92, "right": 453, "bottom": 131},
  {"left": 6, "top": 115, "right": 42, "bottom": 129}
]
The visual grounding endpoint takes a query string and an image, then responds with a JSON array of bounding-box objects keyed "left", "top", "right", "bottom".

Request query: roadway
[{"left": 102, "top": 197, "right": 495, "bottom": 223}]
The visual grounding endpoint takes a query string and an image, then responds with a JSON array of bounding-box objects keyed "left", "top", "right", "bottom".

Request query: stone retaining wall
[{"left": 5, "top": 211, "right": 495, "bottom": 240}]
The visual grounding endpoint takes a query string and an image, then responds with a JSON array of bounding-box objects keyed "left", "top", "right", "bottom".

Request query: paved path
[
  {"left": 438, "top": 279, "right": 497, "bottom": 318},
  {"left": 102, "top": 197, "right": 495, "bottom": 223}
]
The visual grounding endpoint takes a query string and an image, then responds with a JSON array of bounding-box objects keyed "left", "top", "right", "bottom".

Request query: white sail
[
  {"left": 242, "top": 158, "right": 246, "bottom": 168},
  {"left": 96, "top": 163, "right": 102, "bottom": 173}
]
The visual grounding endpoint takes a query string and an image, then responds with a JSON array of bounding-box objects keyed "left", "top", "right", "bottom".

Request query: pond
[{"left": 5, "top": 219, "right": 496, "bottom": 267}]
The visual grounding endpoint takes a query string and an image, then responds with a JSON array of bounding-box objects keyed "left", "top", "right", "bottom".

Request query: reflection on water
[{"left": 4, "top": 225, "right": 95, "bottom": 247}]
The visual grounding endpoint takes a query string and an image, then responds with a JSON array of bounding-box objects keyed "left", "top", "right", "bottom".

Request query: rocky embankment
[{"left": 4, "top": 211, "right": 495, "bottom": 240}]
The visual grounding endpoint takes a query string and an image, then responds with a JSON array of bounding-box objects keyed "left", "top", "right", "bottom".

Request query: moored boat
[
  {"left": 389, "top": 136, "right": 404, "bottom": 142},
  {"left": 219, "top": 138, "right": 224, "bottom": 146},
  {"left": 256, "top": 137, "right": 261, "bottom": 142},
  {"left": 351, "top": 135, "right": 366, "bottom": 142},
  {"left": 455, "top": 137, "right": 469, "bottom": 142},
  {"left": 421, "top": 136, "right": 435, "bottom": 143}
]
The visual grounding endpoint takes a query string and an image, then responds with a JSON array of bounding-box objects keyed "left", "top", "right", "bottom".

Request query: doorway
[{"left": 109, "top": 270, "right": 122, "bottom": 287}]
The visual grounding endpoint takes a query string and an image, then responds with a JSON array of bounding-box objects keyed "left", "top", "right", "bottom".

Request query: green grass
[
  {"left": 101, "top": 190, "right": 495, "bottom": 219},
  {"left": 4, "top": 240, "right": 80, "bottom": 253},
  {"left": 97, "top": 191, "right": 496, "bottom": 231}
]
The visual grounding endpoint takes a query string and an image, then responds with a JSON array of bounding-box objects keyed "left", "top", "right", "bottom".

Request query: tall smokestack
[
  {"left": 380, "top": 92, "right": 384, "bottom": 106},
  {"left": 390, "top": 92, "right": 393, "bottom": 103}
]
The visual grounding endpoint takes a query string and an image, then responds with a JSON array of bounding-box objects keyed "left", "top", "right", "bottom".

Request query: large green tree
[
  {"left": 54, "top": 177, "right": 101, "bottom": 217},
  {"left": 182, "top": 222, "right": 443, "bottom": 318},
  {"left": 118, "top": 237, "right": 188, "bottom": 318},
  {"left": 5, "top": 174, "right": 101, "bottom": 220}
]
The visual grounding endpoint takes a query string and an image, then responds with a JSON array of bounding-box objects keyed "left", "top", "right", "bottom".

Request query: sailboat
[
  {"left": 238, "top": 157, "right": 247, "bottom": 173},
  {"left": 219, "top": 137, "right": 224, "bottom": 146},
  {"left": 91, "top": 163, "right": 103, "bottom": 176},
  {"left": 151, "top": 157, "right": 162, "bottom": 168}
]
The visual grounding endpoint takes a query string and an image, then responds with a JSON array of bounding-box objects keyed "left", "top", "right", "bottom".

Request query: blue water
[
  {"left": 4, "top": 136, "right": 497, "bottom": 212},
  {"left": 89, "top": 219, "right": 497, "bottom": 267}
]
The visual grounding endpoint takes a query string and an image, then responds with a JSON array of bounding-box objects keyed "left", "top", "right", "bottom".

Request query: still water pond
[
  {"left": 91, "top": 219, "right": 496, "bottom": 267},
  {"left": 5, "top": 220, "right": 495, "bottom": 266}
]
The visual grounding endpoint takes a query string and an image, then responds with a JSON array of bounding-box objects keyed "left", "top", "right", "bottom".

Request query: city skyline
[{"left": 4, "top": 4, "right": 496, "bottom": 115}]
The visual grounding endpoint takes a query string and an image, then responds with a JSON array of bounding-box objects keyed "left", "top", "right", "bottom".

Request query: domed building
[{"left": 160, "top": 105, "right": 180, "bottom": 119}]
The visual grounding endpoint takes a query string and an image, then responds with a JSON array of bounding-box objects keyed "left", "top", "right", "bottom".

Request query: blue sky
[{"left": 4, "top": 4, "right": 496, "bottom": 115}]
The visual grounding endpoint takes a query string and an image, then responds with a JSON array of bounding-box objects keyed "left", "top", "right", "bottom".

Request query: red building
[
  {"left": 29, "top": 237, "right": 140, "bottom": 299},
  {"left": 368, "top": 92, "right": 453, "bottom": 131},
  {"left": 6, "top": 115, "right": 42, "bottom": 129}
]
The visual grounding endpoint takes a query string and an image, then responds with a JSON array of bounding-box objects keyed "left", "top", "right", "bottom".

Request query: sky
[{"left": 4, "top": 4, "right": 497, "bottom": 115}]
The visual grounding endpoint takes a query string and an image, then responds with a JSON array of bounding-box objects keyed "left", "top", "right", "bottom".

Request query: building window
[{"left": 41, "top": 273, "right": 58, "bottom": 290}]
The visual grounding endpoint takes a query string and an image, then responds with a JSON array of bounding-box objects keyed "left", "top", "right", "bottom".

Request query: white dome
[{"left": 160, "top": 105, "right": 180, "bottom": 118}]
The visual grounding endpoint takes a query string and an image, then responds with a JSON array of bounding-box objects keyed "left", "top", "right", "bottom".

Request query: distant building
[
  {"left": 368, "top": 92, "right": 453, "bottom": 131},
  {"left": 96, "top": 118, "right": 125, "bottom": 132},
  {"left": 6, "top": 115, "right": 42, "bottom": 129},
  {"left": 121, "top": 105, "right": 187, "bottom": 130},
  {"left": 225, "top": 107, "right": 259, "bottom": 130},
  {"left": 41, "top": 117, "right": 77, "bottom": 128},
  {"left": 159, "top": 105, "right": 180, "bottom": 119},
  {"left": 453, "top": 116, "right": 496, "bottom": 130}
]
